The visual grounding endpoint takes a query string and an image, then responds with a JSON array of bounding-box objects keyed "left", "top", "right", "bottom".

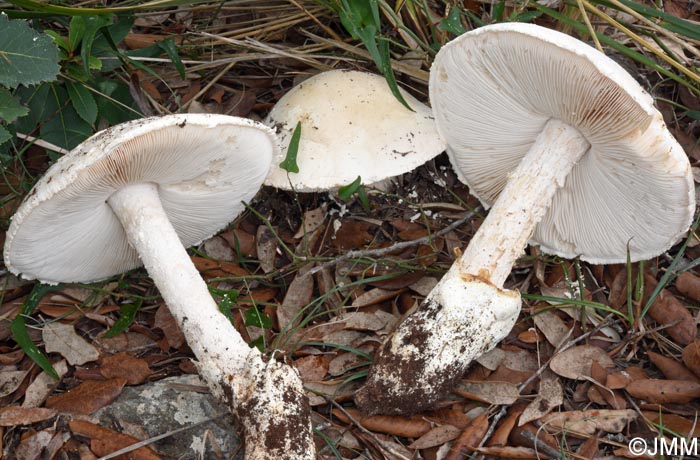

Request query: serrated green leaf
[
  {"left": 245, "top": 305, "right": 273, "bottom": 329},
  {"left": 0, "top": 88, "right": 28, "bottom": 123},
  {"left": 66, "top": 81, "right": 97, "bottom": 125},
  {"left": 157, "top": 37, "right": 185, "bottom": 79},
  {"left": 279, "top": 121, "right": 302, "bottom": 173},
  {"left": 338, "top": 175, "right": 362, "bottom": 201},
  {"left": 0, "top": 15, "right": 60, "bottom": 88},
  {"left": 104, "top": 298, "right": 142, "bottom": 338}
]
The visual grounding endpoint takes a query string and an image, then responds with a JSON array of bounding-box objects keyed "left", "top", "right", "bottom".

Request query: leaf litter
[{"left": 0, "top": 0, "right": 699, "bottom": 458}]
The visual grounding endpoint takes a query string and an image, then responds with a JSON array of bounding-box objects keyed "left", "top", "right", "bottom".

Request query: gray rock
[{"left": 96, "top": 374, "right": 242, "bottom": 459}]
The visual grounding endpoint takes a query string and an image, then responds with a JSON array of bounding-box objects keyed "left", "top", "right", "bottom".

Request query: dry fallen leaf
[
  {"left": 542, "top": 409, "right": 637, "bottom": 435},
  {"left": 100, "top": 352, "right": 151, "bottom": 385},
  {"left": 408, "top": 424, "right": 461, "bottom": 449},
  {"left": 22, "top": 360, "right": 69, "bottom": 408},
  {"left": 446, "top": 413, "right": 488, "bottom": 460},
  {"left": 294, "top": 207, "right": 326, "bottom": 238},
  {"left": 0, "top": 406, "right": 57, "bottom": 426},
  {"left": 519, "top": 378, "right": 563, "bottom": 426},
  {"left": 332, "top": 407, "right": 431, "bottom": 438},
  {"left": 69, "top": 419, "right": 160, "bottom": 460},
  {"left": 454, "top": 380, "right": 520, "bottom": 405},
  {"left": 533, "top": 309, "right": 570, "bottom": 348},
  {"left": 277, "top": 266, "right": 314, "bottom": 329},
  {"left": 648, "top": 350, "right": 700, "bottom": 383},
  {"left": 549, "top": 345, "right": 613, "bottom": 380},
  {"left": 46, "top": 378, "right": 128, "bottom": 414},
  {"left": 14, "top": 429, "right": 54, "bottom": 460},
  {"left": 0, "top": 369, "right": 28, "bottom": 398},
  {"left": 625, "top": 379, "right": 700, "bottom": 404},
  {"left": 43, "top": 322, "right": 100, "bottom": 366},
  {"left": 256, "top": 225, "right": 278, "bottom": 273}
]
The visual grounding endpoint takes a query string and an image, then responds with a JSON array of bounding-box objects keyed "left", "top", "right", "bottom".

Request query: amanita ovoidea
[
  {"left": 355, "top": 23, "right": 695, "bottom": 415},
  {"left": 4, "top": 114, "right": 315, "bottom": 460},
  {"left": 264, "top": 69, "right": 446, "bottom": 191}
]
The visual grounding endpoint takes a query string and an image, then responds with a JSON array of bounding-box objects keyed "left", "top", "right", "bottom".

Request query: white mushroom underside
[
  {"left": 264, "top": 70, "right": 446, "bottom": 191},
  {"left": 430, "top": 25, "right": 694, "bottom": 263},
  {"left": 5, "top": 116, "right": 273, "bottom": 283}
]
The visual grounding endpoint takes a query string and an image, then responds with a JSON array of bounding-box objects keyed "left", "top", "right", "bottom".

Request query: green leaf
[
  {"left": 39, "top": 85, "right": 93, "bottom": 150},
  {"left": 0, "top": 88, "right": 29, "bottom": 123},
  {"left": 438, "top": 7, "right": 467, "bottom": 36},
  {"left": 157, "top": 37, "right": 185, "bottom": 79},
  {"left": 44, "top": 30, "right": 69, "bottom": 53},
  {"left": 0, "top": 15, "right": 60, "bottom": 88},
  {"left": 492, "top": 0, "right": 505, "bottom": 21},
  {"left": 104, "top": 298, "right": 143, "bottom": 338},
  {"left": 10, "top": 283, "right": 64, "bottom": 380},
  {"left": 250, "top": 335, "right": 265, "bottom": 352},
  {"left": 279, "top": 121, "right": 302, "bottom": 173},
  {"left": 0, "top": 125, "right": 11, "bottom": 146},
  {"left": 245, "top": 305, "right": 273, "bottom": 329},
  {"left": 66, "top": 81, "right": 97, "bottom": 125},
  {"left": 209, "top": 287, "right": 240, "bottom": 322},
  {"left": 95, "top": 79, "right": 141, "bottom": 125},
  {"left": 338, "top": 175, "right": 362, "bottom": 201},
  {"left": 78, "top": 15, "right": 113, "bottom": 76},
  {"left": 378, "top": 39, "right": 412, "bottom": 111},
  {"left": 68, "top": 15, "right": 87, "bottom": 53}
]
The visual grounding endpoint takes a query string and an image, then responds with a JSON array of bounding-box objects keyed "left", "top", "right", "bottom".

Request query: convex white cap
[
  {"left": 5, "top": 114, "right": 274, "bottom": 283},
  {"left": 430, "top": 23, "right": 694, "bottom": 263},
  {"left": 264, "top": 70, "right": 446, "bottom": 191}
]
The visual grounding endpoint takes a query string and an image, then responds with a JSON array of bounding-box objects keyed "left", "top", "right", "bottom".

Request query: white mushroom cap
[
  {"left": 5, "top": 114, "right": 274, "bottom": 283},
  {"left": 430, "top": 23, "right": 694, "bottom": 264},
  {"left": 264, "top": 70, "right": 446, "bottom": 191}
]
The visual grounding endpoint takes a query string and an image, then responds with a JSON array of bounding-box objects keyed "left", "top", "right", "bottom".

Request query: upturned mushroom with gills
[
  {"left": 4, "top": 114, "right": 315, "bottom": 460},
  {"left": 355, "top": 23, "right": 695, "bottom": 415}
]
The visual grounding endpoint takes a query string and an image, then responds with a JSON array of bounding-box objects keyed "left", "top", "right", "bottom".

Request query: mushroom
[
  {"left": 355, "top": 23, "right": 695, "bottom": 415},
  {"left": 4, "top": 114, "right": 315, "bottom": 460},
  {"left": 264, "top": 69, "right": 446, "bottom": 191}
]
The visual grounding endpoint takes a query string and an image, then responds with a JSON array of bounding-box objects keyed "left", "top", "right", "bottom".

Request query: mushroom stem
[
  {"left": 459, "top": 118, "right": 590, "bottom": 286},
  {"left": 108, "top": 182, "right": 250, "bottom": 375},
  {"left": 107, "top": 182, "right": 315, "bottom": 460}
]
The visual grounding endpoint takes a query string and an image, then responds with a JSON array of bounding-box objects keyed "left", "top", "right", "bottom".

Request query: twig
[
  {"left": 15, "top": 133, "right": 70, "bottom": 155},
  {"left": 304, "top": 207, "right": 482, "bottom": 277}
]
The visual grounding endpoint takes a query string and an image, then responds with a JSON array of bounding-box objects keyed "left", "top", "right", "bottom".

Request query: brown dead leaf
[
  {"left": 0, "top": 349, "right": 24, "bottom": 365},
  {"left": 123, "top": 33, "right": 169, "bottom": 49},
  {"left": 15, "top": 429, "right": 54, "bottom": 460},
  {"left": 294, "top": 207, "right": 326, "bottom": 238},
  {"left": 328, "top": 346, "right": 373, "bottom": 376},
  {"left": 408, "top": 424, "right": 461, "bottom": 449},
  {"left": 409, "top": 276, "right": 438, "bottom": 296},
  {"left": 277, "top": 266, "right": 314, "bottom": 329},
  {"left": 541, "top": 409, "right": 637, "bottom": 435},
  {"left": 454, "top": 380, "right": 519, "bottom": 405},
  {"left": 154, "top": 304, "right": 185, "bottom": 350},
  {"left": 304, "top": 381, "right": 359, "bottom": 406},
  {"left": 293, "top": 355, "right": 329, "bottom": 382},
  {"left": 46, "top": 378, "right": 127, "bottom": 414},
  {"left": 332, "top": 407, "right": 431, "bottom": 438},
  {"left": 676, "top": 271, "right": 700, "bottom": 300},
  {"left": 220, "top": 228, "right": 256, "bottom": 258},
  {"left": 424, "top": 408, "right": 471, "bottom": 429},
  {"left": 256, "top": 225, "right": 278, "bottom": 273},
  {"left": 648, "top": 350, "right": 700, "bottom": 383},
  {"left": 340, "top": 312, "right": 389, "bottom": 331},
  {"left": 190, "top": 256, "right": 246, "bottom": 278},
  {"left": 69, "top": 419, "right": 160, "bottom": 460},
  {"left": 351, "top": 288, "right": 401, "bottom": 308},
  {"left": 333, "top": 220, "right": 374, "bottom": 250},
  {"left": 606, "top": 369, "right": 633, "bottom": 389},
  {"left": 488, "top": 404, "right": 525, "bottom": 447},
  {"left": 100, "top": 353, "right": 151, "bottom": 385},
  {"left": 533, "top": 309, "right": 570, "bottom": 348},
  {"left": 0, "top": 406, "right": 57, "bottom": 426},
  {"left": 519, "top": 378, "right": 563, "bottom": 425},
  {"left": 43, "top": 322, "right": 100, "bottom": 365},
  {"left": 549, "top": 345, "right": 613, "bottom": 380},
  {"left": 625, "top": 379, "right": 700, "bottom": 404},
  {"left": 682, "top": 338, "right": 700, "bottom": 377},
  {"left": 0, "top": 369, "right": 28, "bottom": 398},
  {"left": 96, "top": 331, "right": 157, "bottom": 353},
  {"left": 23, "top": 360, "right": 69, "bottom": 407},
  {"left": 445, "top": 413, "right": 489, "bottom": 460},
  {"left": 642, "top": 411, "right": 700, "bottom": 438},
  {"left": 644, "top": 273, "right": 696, "bottom": 346},
  {"left": 475, "top": 446, "right": 545, "bottom": 459}
]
